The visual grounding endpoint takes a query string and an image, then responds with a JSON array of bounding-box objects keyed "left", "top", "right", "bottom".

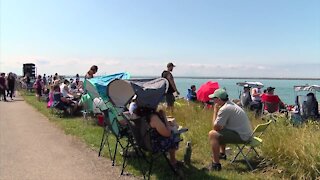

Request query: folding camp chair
[
  {"left": 106, "top": 78, "right": 184, "bottom": 179},
  {"left": 95, "top": 79, "right": 136, "bottom": 171},
  {"left": 262, "top": 101, "right": 280, "bottom": 121},
  {"left": 231, "top": 120, "right": 272, "bottom": 170},
  {"left": 82, "top": 74, "right": 126, "bottom": 162},
  {"left": 122, "top": 114, "right": 184, "bottom": 179}
]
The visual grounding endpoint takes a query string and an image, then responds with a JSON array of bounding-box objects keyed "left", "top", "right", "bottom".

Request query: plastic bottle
[{"left": 183, "top": 141, "right": 192, "bottom": 165}]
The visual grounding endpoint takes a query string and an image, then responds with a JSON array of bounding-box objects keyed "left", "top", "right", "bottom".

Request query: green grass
[{"left": 21, "top": 91, "right": 320, "bottom": 179}]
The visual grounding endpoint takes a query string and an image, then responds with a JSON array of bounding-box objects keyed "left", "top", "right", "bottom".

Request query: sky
[{"left": 0, "top": 0, "right": 319, "bottom": 78}]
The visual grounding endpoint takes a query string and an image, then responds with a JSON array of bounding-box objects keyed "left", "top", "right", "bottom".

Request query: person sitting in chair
[
  {"left": 134, "top": 106, "right": 182, "bottom": 169},
  {"left": 305, "top": 92, "right": 319, "bottom": 119},
  {"left": 240, "top": 85, "right": 252, "bottom": 108},
  {"left": 52, "top": 84, "right": 78, "bottom": 114},
  {"left": 207, "top": 89, "right": 252, "bottom": 171},
  {"left": 261, "top": 87, "right": 285, "bottom": 111},
  {"left": 249, "top": 86, "right": 263, "bottom": 116},
  {"left": 186, "top": 85, "right": 197, "bottom": 102}
]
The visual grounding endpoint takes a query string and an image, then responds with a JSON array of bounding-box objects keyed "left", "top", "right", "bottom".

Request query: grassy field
[{"left": 21, "top": 91, "right": 320, "bottom": 179}]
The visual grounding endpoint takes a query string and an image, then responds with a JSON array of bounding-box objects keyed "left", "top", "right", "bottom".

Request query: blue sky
[{"left": 1, "top": 0, "right": 319, "bottom": 78}]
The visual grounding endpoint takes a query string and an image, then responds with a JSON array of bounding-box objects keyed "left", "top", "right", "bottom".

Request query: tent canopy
[
  {"left": 294, "top": 85, "right": 320, "bottom": 92},
  {"left": 81, "top": 72, "right": 131, "bottom": 113},
  {"left": 107, "top": 78, "right": 169, "bottom": 109},
  {"left": 85, "top": 72, "right": 131, "bottom": 99},
  {"left": 236, "top": 81, "right": 264, "bottom": 88}
]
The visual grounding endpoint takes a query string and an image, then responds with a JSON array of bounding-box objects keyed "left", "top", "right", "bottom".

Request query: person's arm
[
  {"left": 149, "top": 114, "right": 171, "bottom": 137},
  {"left": 212, "top": 104, "right": 220, "bottom": 128},
  {"left": 64, "top": 86, "right": 73, "bottom": 97},
  {"left": 213, "top": 122, "right": 223, "bottom": 131},
  {"left": 252, "top": 88, "right": 260, "bottom": 97},
  {"left": 213, "top": 107, "right": 229, "bottom": 131},
  {"left": 166, "top": 73, "right": 180, "bottom": 95},
  {"left": 61, "top": 96, "right": 68, "bottom": 103},
  {"left": 277, "top": 96, "right": 285, "bottom": 108}
]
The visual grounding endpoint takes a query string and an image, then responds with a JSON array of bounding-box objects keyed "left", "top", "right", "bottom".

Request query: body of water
[
  {"left": 71, "top": 75, "right": 319, "bottom": 105},
  {"left": 174, "top": 78, "right": 319, "bottom": 105}
]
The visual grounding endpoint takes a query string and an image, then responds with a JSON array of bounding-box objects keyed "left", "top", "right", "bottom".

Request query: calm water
[
  {"left": 174, "top": 78, "right": 320, "bottom": 104},
  {"left": 75, "top": 76, "right": 319, "bottom": 105}
]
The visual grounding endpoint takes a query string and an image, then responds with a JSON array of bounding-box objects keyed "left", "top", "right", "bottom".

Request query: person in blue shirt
[{"left": 186, "top": 85, "right": 197, "bottom": 102}]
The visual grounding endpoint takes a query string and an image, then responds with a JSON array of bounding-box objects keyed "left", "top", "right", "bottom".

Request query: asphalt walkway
[{"left": 0, "top": 94, "right": 134, "bottom": 180}]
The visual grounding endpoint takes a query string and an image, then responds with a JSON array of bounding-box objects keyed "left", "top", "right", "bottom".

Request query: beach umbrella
[{"left": 196, "top": 81, "right": 220, "bottom": 102}]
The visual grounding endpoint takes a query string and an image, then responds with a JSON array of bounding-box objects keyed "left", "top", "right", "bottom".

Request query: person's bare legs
[
  {"left": 208, "top": 130, "right": 220, "bottom": 164},
  {"left": 169, "top": 149, "right": 177, "bottom": 165},
  {"left": 220, "top": 144, "right": 226, "bottom": 154},
  {"left": 167, "top": 105, "right": 174, "bottom": 116}
]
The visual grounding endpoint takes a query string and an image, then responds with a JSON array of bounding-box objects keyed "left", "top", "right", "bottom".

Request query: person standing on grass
[
  {"left": 207, "top": 89, "right": 252, "bottom": 171},
  {"left": 35, "top": 75, "right": 43, "bottom": 101},
  {"left": 161, "top": 62, "right": 180, "bottom": 115}
]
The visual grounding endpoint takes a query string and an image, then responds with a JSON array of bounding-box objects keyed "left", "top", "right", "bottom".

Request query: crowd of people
[
  {"left": 3, "top": 65, "right": 99, "bottom": 115},
  {"left": 1, "top": 62, "right": 319, "bottom": 173}
]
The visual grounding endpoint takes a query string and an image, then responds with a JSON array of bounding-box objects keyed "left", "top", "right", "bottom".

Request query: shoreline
[
  {"left": 61, "top": 75, "right": 320, "bottom": 81},
  {"left": 131, "top": 76, "right": 320, "bottom": 81}
]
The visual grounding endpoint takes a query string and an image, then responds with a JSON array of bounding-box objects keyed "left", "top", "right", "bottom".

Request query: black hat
[
  {"left": 266, "top": 87, "right": 275, "bottom": 92},
  {"left": 167, "top": 62, "right": 176, "bottom": 68}
]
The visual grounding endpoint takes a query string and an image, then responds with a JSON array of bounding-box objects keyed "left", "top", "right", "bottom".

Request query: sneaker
[
  {"left": 219, "top": 153, "right": 227, "bottom": 160},
  {"left": 202, "top": 162, "right": 222, "bottom": 171},
  {"left": 171, "top": 160, "right": 184, "bottom": 171},
  {"left": 210, "top": 163, "right": 222, "bottom": 171}
]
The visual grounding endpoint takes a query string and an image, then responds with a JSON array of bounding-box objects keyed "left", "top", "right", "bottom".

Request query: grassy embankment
[{"left": 21, "top": 91, "right": 320, "bottom": 179}]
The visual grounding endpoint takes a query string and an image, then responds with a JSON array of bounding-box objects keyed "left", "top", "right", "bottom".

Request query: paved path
[{"left": 0, "top": 95, "right": 135, "bottom": 180}]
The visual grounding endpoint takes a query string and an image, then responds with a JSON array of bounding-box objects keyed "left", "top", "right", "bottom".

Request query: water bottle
[{"left": 183, "top": 141, "right": 192, "bottom": 165}]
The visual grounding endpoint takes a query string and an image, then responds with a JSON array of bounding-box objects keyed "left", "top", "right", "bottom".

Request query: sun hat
[
  {"left": 167, "top": 62, "right": 176, "bottom": 68},
  {"left": 208, "top": 88, "right": 228, "bottom": 99},
  {"left": 266, "top": 87, "right": 275, "bottom": 92},
  {"left": 244, "top": 84, "right": 250, "bottom": 88}
]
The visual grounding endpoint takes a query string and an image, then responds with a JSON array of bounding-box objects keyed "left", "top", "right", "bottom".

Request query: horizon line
[{"left": 58, "top": 75, "right": 319, "bottom": 81}]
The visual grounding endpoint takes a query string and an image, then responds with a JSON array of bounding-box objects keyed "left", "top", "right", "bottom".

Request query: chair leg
[
  {"left": 98, "top": 128, "right": 107, "bottom": 157},
  {"left": 112, "top": 140, "right": 119, "bottom": 166},
  {"left": 163, "top": 153, "right": 177, "bottom": 174},
  {"left": 239, "top": 150, "right": 253, "bottom": 170},
  {"left": 121, "top": 141, "right": 130, "bottom": 175},
  {"left": 147, "top": 156, "right": 154, "bottom": 180},
  {"left": 231, "top": 145, "right": 245, "bottom": 163},
  {"left": 105, "top": 129, "right": 112, "bottom": 159},
  {"left": 252, "top": 147, "right": 260, "bottom": 157}
]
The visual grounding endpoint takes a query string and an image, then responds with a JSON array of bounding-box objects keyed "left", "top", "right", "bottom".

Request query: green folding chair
[{"left": 231, "top": 120, "right": 272, "bottom": 170}]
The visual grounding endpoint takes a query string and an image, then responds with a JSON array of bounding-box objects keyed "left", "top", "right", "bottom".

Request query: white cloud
[{"left": 0, "top": 55, "right": 319, "bottom": 78}]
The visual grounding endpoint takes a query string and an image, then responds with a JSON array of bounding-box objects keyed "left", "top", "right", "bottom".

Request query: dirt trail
[{"left": 0, "top": 95, "right": 135, "bottom": 180}]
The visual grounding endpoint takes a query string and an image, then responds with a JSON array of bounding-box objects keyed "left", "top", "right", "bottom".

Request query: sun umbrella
[{"left": 196, "top": 81, "right": 220, "bottom": 102}]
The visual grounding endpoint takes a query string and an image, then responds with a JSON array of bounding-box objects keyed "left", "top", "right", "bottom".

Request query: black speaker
[{"left": 23, "top": 63, "right": 36, "bottom": 77}]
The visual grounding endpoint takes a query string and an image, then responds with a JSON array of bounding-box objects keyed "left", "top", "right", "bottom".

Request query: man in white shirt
[
  {"left": 60, "top": 79, "right": 73, "bottom": 98},
  {"left": 207, "top": 89, "right": 253, "bottom": 171}
]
